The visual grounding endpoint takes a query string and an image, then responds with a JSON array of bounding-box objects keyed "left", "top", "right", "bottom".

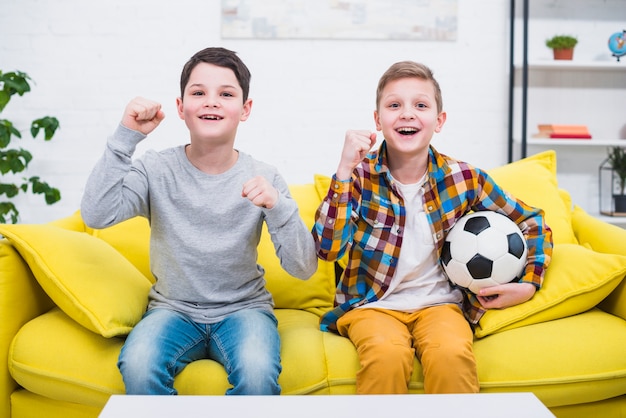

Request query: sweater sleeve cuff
[{"left": 108, "top": 123, "right": 147, "bottom": 156}]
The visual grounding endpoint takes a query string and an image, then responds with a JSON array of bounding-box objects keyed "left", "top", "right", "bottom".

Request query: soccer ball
[{"left": 440, "top": 211, "right": 528, "bottom": 294}]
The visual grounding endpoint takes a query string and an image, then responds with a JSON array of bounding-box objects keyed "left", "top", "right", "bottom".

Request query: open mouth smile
[{"left": 397, "top": 127, "right": 419, "bottom": 135}]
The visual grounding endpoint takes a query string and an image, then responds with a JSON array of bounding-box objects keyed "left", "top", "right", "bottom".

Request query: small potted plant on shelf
[
  {"left": 545, "top": 35, "right": 578, "bottom": 60},
  {"left": 608, "top": 146, "right": 626, "bottom": 213}
]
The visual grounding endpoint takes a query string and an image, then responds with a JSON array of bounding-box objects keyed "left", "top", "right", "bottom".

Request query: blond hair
[{"left": 376, "top": 61, "right": 443, "bottom": 113}]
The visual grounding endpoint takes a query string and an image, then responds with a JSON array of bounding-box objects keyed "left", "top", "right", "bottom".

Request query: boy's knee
[{"left": 360, "top": 339, "right": 414, "bottom": 370}]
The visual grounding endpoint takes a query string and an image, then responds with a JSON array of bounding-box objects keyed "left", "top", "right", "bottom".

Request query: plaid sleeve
[
  {"left": 473, "top": 169, "right": 553, "bottom": 289},
  {"left": 440, "top": 164, "right": 554, "bottom": 325},
  {"left": 312, "top": 175, "right": 356, "bottom": 262}
]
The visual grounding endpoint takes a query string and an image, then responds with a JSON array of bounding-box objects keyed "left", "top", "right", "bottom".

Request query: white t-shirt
[{"left": 363, "top": 175, "right": 463, "bottom": 312}]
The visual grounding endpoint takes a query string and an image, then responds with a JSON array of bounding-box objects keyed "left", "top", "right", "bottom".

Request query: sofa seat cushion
[
  {"left": 474, "top": 308, "right": 626, "bottom": 408},
  {"left": 176, "top": 309, "right": 361, "bottom": 395},
  {"left": 9, "top": 308, "right": 124, "bottom": 408},
  {"left": 11, "top": 305, "right": 626, "bottom": 409},
  {"left": 8, "top": 308, "right": 359, "bottom": 407}
]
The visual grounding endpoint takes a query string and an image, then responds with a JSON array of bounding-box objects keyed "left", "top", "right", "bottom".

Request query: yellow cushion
[
  {"left": 487, "top": 150, "right": 577, "bottom": 245},
  {"left": 84, "top": 215, "right": 155, "bottom": 283},
  {"left": 0, "top": 224, "right": 151, "bottom": 337},
  {"left": 260, "top": 183, "right": 336, "bottom": 315},
  {"left": 9, "top": 308, "right": 124, "bottom": 407},
  {"left": 314, "top": 173, "right": 332, "bottom": 201},
  {"left": 475, "top": 243, "right": 626, "bottom": 337}
]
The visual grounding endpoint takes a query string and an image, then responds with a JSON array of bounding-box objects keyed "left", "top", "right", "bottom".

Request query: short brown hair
[
  {"left": 179, "top": 47, "right": 251, "bottom": 102},
  {"left": 375, "top": 61, "right": 443, "bottom": 113}
]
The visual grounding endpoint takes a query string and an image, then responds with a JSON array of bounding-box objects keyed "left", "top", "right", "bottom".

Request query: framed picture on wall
[{"left": 221, "top": 0, "right": 458, "bottom": 41}]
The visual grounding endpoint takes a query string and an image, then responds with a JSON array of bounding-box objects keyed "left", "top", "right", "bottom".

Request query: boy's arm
[
  {"left": 81, "top": 98, "right": 164, "bottom": 229},
  {"left": 472, "top": 170, "right": 553, "bottom": 309},
  {"left": 263, "top": 174, "right": 318, "bottom": 280},
  {"left": 312, "top": 176, "right": 355, "bottom": 262},
  {"left": 80, "top": 124, "right": 149, "bottom": 228},
  {"left": 313, "top": 129, "right": 375, "bottom": 262}
]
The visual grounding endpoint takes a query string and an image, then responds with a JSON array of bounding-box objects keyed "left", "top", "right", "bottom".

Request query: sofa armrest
[
  {"left": 572, "top": 205, "right": 626, "bottom": 256},
  {"left": 571, "top": 205, "right": 626, "bottom": 320},
  {"left": 0, "top": 239, "right": 54, "bottom": 417}
]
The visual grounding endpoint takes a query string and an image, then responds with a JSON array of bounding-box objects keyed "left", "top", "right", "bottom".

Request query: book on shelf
[
  {"left": 534, "top": 124, "right": 592, "bottom": 139},
  {"left": 548, "top": 133, "right": 592, "bottom": 139}
]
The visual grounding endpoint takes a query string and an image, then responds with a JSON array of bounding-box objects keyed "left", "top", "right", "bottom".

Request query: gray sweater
[{"left": 81, "top": 124, "right": 317, "bottom": 323}]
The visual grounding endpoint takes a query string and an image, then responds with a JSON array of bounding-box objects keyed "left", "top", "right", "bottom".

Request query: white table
[{"left": 99, "top": 393, "right": 555, "bottom": 418}]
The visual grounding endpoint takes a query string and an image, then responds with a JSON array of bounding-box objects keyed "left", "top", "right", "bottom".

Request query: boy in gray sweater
[{"left": 81, "top": 47, "right": 317, "bottom": 395}]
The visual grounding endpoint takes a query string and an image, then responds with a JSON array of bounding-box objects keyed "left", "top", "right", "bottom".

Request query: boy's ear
[
  {"left": 435, "top": 111, "right": 447, "bottom": 133},
  {"left": 176, "top": 97, "right": 185, "bottom": 120},
  {"left": 240, "top": 98, "right": 253, "bottom": 122},
  {"left": 373, "top": 109, "right": 382, "bottom": 131}
]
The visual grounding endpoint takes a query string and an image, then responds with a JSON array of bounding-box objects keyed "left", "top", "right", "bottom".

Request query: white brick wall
[{"left": 1, "top": 0, "right": 621, "bottom": 223}]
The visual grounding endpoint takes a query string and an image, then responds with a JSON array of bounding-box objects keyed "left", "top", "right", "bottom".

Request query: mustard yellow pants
[{"left": 336, "top": 304, "right": 479, "bottom": 394}]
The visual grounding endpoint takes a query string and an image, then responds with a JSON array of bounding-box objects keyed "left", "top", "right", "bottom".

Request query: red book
[{"left": 549, "top": 133, "right": 592, "bottom": 139}]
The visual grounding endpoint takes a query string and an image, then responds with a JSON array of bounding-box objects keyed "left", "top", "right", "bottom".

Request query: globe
[{"left": 608, "top": 30, "right": 626, "bottom": 62}]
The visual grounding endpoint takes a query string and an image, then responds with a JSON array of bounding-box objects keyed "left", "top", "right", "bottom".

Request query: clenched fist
[
  {"left": 121, "top": 97, "right": 166, "bottom": 135},
  {"left": 242, "top": 176, "right": 279, "bottom": 209},
  {"left": 336, "top": 130, "right": 377, "bottom": 181}
]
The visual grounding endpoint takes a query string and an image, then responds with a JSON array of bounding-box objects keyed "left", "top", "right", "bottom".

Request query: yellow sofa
[{"left": 2, "top": 150, "right": 626, "bottom": 418}]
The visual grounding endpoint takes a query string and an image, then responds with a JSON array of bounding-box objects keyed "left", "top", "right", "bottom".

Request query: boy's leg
[
  {"left": 336, "top": 308, "right": 414, "bottom": 394},
  {"left": 410, "top": 304, "right": 479, "bottom": 394},
  {"left": 208, "top": 309, "right": 281, "bottom": 395},
  {"left": 118, "top": 308, "right": 207, "bottom": 395}
]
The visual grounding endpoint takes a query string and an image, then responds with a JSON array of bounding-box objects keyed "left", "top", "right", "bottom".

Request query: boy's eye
[
  {"left": 389, "top": 103, "right": 400, "bottom": 108},
  {"left": 221, "top": 91, "right": 234, "bottom": 97},
  {"left": 416, "top": 103, "right": 427, "bottom": 109},
  {"left": 192, "top": 91, "right": 204, "bottom": 96}
]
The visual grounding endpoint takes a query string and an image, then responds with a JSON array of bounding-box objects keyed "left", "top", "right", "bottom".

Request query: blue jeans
[{"left": 118, "top": 308, "right": 281, "bottom": 395}]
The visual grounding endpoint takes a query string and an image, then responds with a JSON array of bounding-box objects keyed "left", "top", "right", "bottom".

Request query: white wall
[{"left": 0, "top": 0, "right": 620, "bottom": 224}]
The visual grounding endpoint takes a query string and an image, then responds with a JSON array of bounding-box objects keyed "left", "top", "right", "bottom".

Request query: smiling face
[
  {"left": 176, "top": 62, "right": 252, "bottom": 145},
  {"left": 374, "top": 76, "right": 446, "bottom": 161}
]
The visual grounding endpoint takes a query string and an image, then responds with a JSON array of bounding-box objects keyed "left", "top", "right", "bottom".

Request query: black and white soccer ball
[{"left": 440, "top": 211, "right": 528, "bottom": 294}]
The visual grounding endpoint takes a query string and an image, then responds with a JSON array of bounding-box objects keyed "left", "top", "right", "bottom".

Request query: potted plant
[
  {"left": 0, "top": 70, "right": 61, "bottom": 223},
  {"left": 545, "top": 35, "right": 578, "bottom": 60},
  {"left": 607, "top": 146, "right": 626, "bottom": 213}
]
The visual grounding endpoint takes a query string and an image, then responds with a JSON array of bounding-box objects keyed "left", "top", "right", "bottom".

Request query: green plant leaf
[
  {"left": 0, "top": 201, "right": 19, "bottom": 224},
  {"left": 0, "top": 183, "right": 20, "bottom": 198},
  {"left": 27, "top": 176, "right": 61, "bottom": 204},
  {"left": 545, "top": 35, "right": 578, "bottom": 49},
  {"left": 0, "top": 68, "right": 60, "bottom": 220},
  {"left": 31, "top": 116, "right": 60, "bottom": 140},
  {"left": 0, "top": 90, "right": 9, "bottom": 113},
  {"left": 0, "top": 119, "right": 22, "bottom": 148},
  {"left": 0, "top": 148, "right": 32, "bottom": 174},
  {"left": 0, "top": 71, "right": 31, "bottom": 97}
]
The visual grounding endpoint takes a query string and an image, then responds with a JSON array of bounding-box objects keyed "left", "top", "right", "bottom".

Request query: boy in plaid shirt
[{"left": 313, "top": 61, "right": 552, "bottom": 394}]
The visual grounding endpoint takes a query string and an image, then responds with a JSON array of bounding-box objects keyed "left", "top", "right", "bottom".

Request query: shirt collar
[{"left": 373, "top": 140, "right": 451, "bottom": 183}]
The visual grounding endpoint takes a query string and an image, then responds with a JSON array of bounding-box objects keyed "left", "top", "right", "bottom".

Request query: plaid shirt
[{"left": 313, "top": 142, "right": 553, "bottom": 333}]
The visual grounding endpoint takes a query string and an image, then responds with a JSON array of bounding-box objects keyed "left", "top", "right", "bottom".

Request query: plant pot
[
  {"left": 552, "top": 48, "right": 574, "bottom": 60},
  {"left": 614, "top": 194, "right": 626, "bottom": 213}
]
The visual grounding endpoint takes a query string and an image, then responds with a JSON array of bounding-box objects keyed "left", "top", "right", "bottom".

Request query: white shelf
[
  {"left": 515, "top": 60, "right": 625, "bottom": 71},
  {"left": 514, "top": 138, "right": 626, "bottom": 146}
]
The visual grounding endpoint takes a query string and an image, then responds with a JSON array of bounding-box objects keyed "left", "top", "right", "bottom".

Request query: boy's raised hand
[
  {"left": 242, "top": 176, "right": 279, "bottom": 209},
  {"left": 122, "top": 97, "right": 166, "bottom": 135},
  {"left": 336, "top": 130, "right": 377, "bottom": 181}
]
